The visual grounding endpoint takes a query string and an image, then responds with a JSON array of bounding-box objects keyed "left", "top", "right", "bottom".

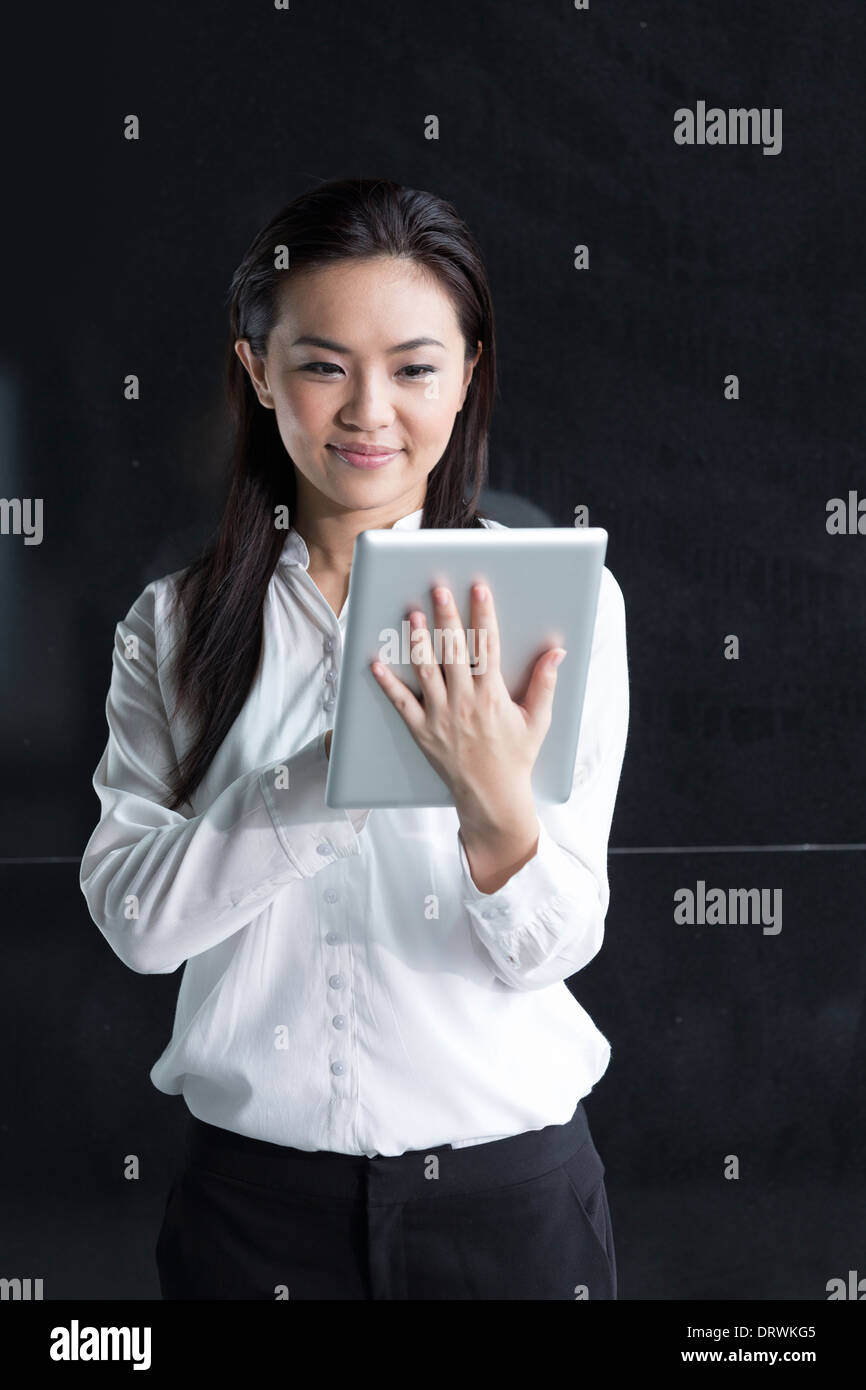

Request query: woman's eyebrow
[{"left": 290, "top": 334, "right": 446, "bottom": 354}]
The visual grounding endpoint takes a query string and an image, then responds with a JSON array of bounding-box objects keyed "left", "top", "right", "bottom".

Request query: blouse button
[
  {"left": 332, "top": 1015, "right": 346, "bottom": 1029},
  {"left": 316, "top": 842, "right": 332, "bottom": 856},
  {"left": 325, "top": 931, "right": 340, "bottom": 945},
  {"left": 330, "top": 1061, "right": 345, "bottom": 1075},
  {"left": 328, "top": 974, "right": 345, "bottom": 989},
  {"left": 324, "top": 889, "right": 339, "bottom": 903},
  {"left": 324, "top": 638, "right": 334, "bottom": 652}
]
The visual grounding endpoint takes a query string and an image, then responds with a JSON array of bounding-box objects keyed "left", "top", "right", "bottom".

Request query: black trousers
[{"left": 155, "top": 1101, "right": 616, "bottom": 1300}]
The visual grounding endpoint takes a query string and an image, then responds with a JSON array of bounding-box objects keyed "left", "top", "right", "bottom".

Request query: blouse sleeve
[
  {"left": 457, "top": 565, "right": 630, "bottom": 990},
  {"left": 79, "top": 578, "right": 368, "bottom": 976}
]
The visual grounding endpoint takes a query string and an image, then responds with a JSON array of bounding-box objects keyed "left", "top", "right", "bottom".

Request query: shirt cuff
[
  {"left": 458, "top": 818, "right": 584, "bottom": 975},
  {"left": 260, "top": 730, "right": 370, "bottom": 875}
]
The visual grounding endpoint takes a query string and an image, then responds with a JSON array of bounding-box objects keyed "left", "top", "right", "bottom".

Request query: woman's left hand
[{"left": 371, "top": 582, "right": 566, "bottom": 840}]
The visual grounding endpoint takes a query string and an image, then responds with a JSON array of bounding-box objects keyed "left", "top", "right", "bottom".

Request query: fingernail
[{"left": 550, "top": 649, "right": 567, "bottom": 668}]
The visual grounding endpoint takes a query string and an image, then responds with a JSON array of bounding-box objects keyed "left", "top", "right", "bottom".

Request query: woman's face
[{"left": 236, "top": 255, "right": 481, "bottom": 522}]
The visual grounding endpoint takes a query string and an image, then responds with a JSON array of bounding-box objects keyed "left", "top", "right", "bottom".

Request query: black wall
[{"left": 1, "top": 0, "right": 864, "bottom": 1300}]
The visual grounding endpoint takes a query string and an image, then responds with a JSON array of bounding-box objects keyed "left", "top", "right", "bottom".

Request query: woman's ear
[
  {"left": 235, "top": 339, "right": 274, "bottom": 409},
  {"left": 458, "top": 340, "right": 483, "bottom": 411}
]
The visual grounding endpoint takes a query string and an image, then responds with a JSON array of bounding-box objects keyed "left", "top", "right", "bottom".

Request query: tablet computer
[{"left": 324, "top": 525, "right": 607, "bottom": 809}]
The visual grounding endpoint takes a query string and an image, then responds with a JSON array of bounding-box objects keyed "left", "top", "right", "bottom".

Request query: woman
[{"left": 79, "top": 176, "right": 629, "bottom": 1300}]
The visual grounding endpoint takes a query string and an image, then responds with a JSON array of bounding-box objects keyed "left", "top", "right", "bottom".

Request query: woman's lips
[{"left": 328, "top": 445, "right": 401, "bottom": 469}]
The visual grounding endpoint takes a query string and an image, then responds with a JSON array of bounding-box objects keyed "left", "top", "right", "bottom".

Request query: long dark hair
[{"left": 165, "top": 176, "right": 497, "bottom": 811}]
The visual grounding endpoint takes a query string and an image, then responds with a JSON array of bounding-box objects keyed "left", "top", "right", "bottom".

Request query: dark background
[{"left": 1, "top": 0, "right": 864, "bottom": 1299}]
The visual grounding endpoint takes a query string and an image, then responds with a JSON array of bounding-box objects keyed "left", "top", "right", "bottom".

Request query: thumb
[{"left": 522, "top": 648, "right": 566, "bottom": 737}]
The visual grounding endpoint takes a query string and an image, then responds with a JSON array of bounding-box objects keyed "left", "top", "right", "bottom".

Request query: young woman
[{"left": 80, "top": 176, "right": 629, "bottom": 1301}]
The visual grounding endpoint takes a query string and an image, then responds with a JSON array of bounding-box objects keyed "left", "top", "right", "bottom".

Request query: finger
[
  {"left": 467, "top": 582, "right": 500, "bottom": 682},
  {"left": 371, "top": 658, "right": 427, "bottom": 737},
  {"left": 407, "top": 608, "right": 447, "bottom": 711},
  {"left": 521, "top": 647, "right": 566, "bottom": 738},
  {"left": 432, "top": 585, "right": 473, "bottom": 697}
]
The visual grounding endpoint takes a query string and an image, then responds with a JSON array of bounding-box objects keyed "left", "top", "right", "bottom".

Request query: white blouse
[{"left": 79, "top": 505, "right": 629, "bottom": 1157}]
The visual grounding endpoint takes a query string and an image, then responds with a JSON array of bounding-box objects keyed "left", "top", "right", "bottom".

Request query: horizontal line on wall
[{"left": 612, "top": 844, "right": 866, "bottom": 854}]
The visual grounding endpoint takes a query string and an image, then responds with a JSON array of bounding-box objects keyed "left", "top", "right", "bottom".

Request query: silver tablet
[{"left": 325, "top": 525, "right": 607, "bottom": 809}]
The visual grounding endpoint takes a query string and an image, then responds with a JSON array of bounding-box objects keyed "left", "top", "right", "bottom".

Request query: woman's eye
[
  {"left": 400, "top": 364, "right": 436, "bottom": 379},
  {"left": 301, "top": 362, "right": 343, "bottom": 375}
]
